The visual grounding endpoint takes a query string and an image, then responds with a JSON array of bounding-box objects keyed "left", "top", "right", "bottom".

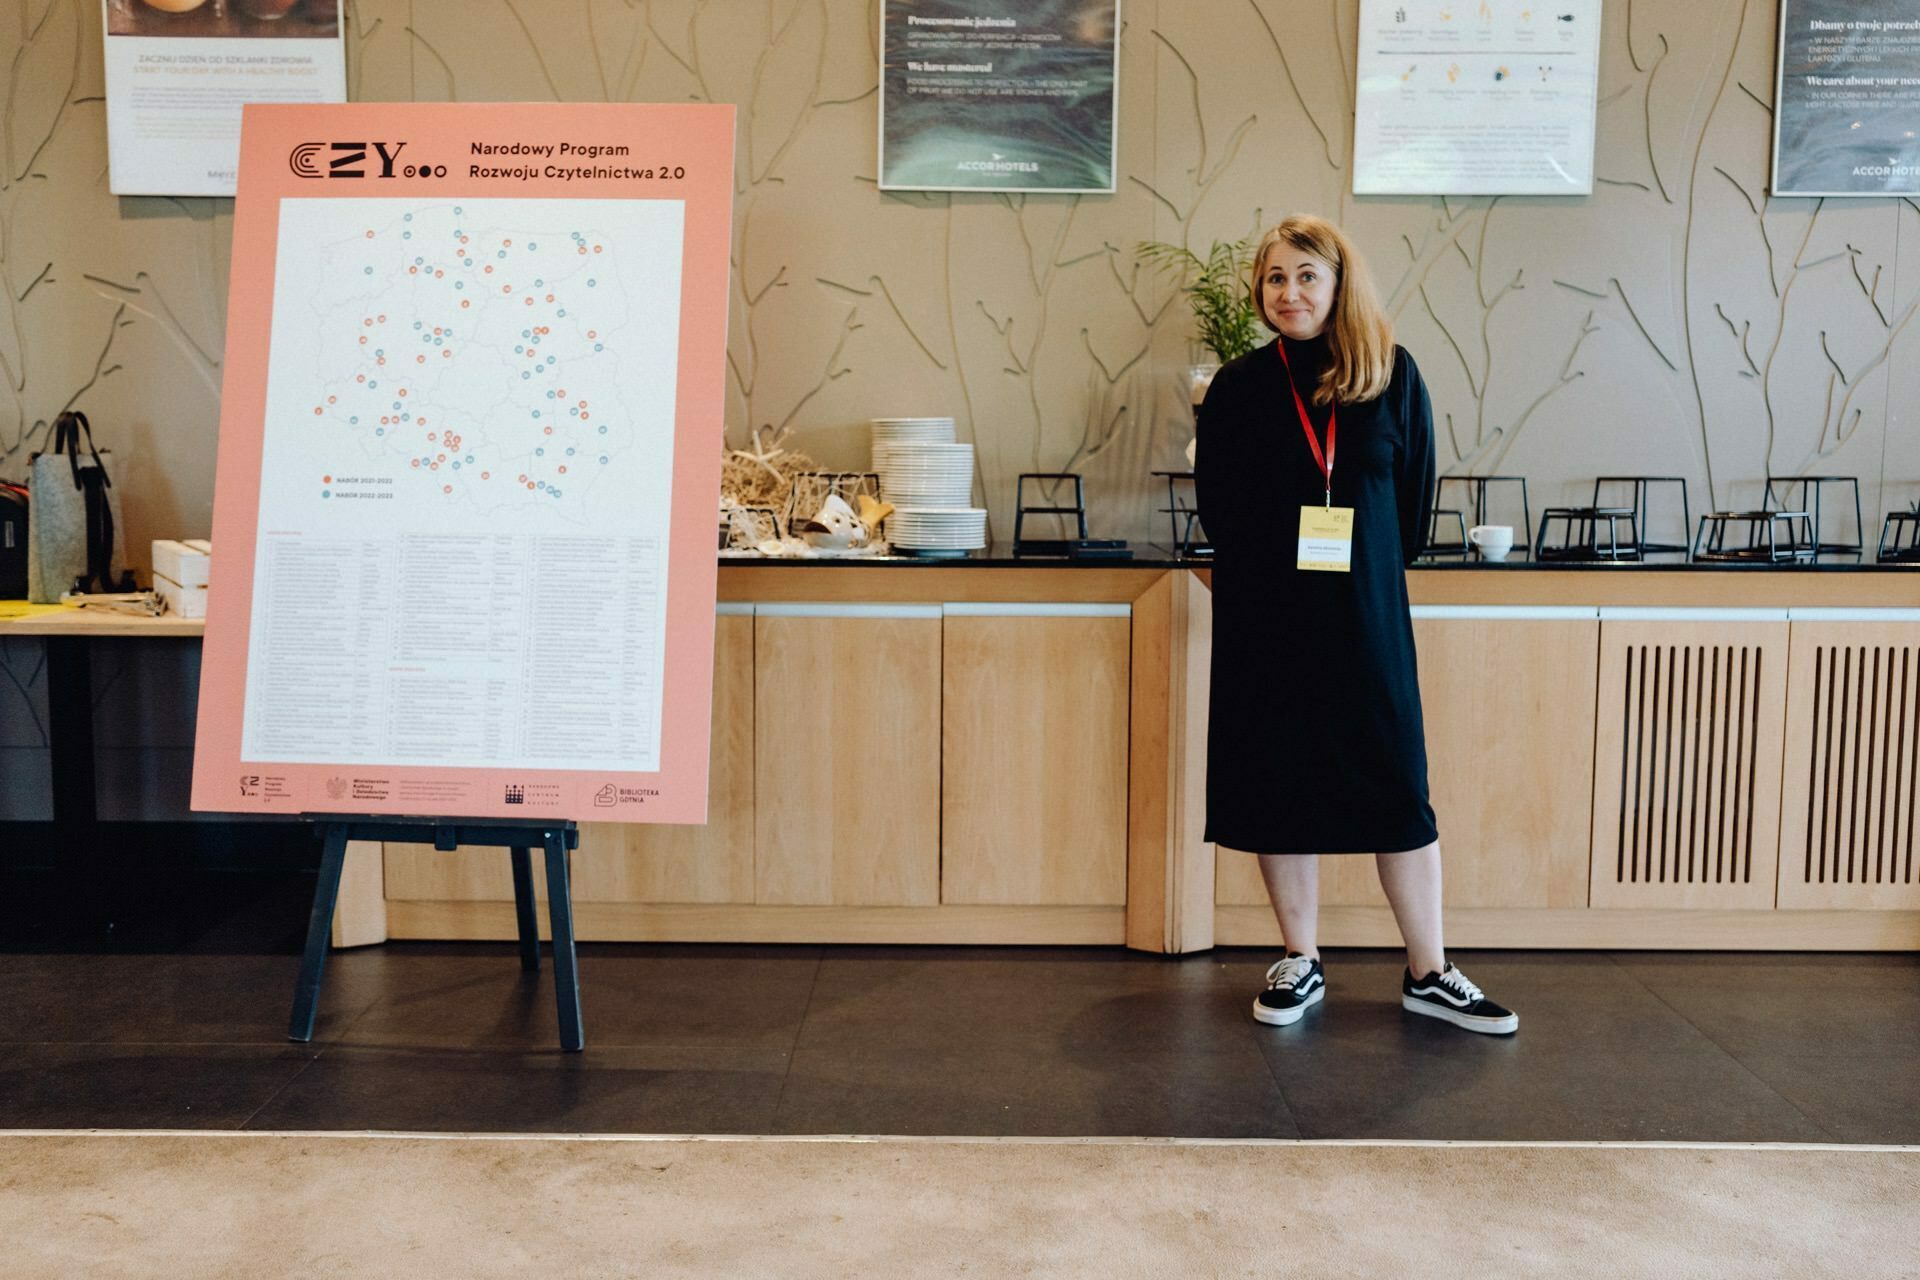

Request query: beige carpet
[{"left": 3, "top": 1132, "right": 1916, "bottom": 1278}]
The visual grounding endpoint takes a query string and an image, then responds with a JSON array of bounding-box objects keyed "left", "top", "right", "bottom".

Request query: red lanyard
[{"left": 1276, "top": 340, "right": 1337, "bottom": 507}]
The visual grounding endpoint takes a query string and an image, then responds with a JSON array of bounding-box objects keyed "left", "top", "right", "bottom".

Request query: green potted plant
[{"left": 1135, "top": 235, "right": 1268, "bottom": 406}]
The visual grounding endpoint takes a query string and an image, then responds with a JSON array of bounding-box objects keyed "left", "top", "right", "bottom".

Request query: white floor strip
[{"left": 4, "top": 1129, "right": 1915, "bottom": 1153}]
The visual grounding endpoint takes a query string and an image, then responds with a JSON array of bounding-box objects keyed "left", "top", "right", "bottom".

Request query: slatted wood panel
[
  {"left": 1589, "top": 621, "right": 1787, "bottom": 910},
  {"left": 1779, "top": 624, "right": 1920, "bottom": 910},
  {"left": 941, "top": 615, "right": 1129, "bottom": 905},
  {"left": 1217, "top": 616, "right": 1600, "bottom": 911}
]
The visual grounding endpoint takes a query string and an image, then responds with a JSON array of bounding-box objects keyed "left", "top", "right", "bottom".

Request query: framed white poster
[
  {"left": 1772, "top": 0, "right": 1920, "bottom": 197},
  {"left": 878, "top": 0, "right": 1120, "bottom": 193},
  {"left": 101, "top": 0, "right": 347, "bottom": 197},
  {"left": 1352, "top": 0, "right": 1601, "bottom": 197}
]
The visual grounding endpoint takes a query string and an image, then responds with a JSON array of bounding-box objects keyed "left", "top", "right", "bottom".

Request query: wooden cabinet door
[
  {"left": 573, "top": 609, "right": 755, "bottom": 904},
  {"left": 382, "top": 612, "right": 754, "bottom": 907},
  {"left": 941, "top": 609, "right": 1130, "bottom": 905},
  {"left": 1218, "top": 610, "right": 1600, "bottom": 911},
  {"left": 753, "top": 606, "right": 942, "bottom": 906}
]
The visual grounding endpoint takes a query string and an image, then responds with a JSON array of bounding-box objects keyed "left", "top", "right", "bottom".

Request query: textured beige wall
[{"left": 1, "top": 0, "right": 1915, "bottom": 564}]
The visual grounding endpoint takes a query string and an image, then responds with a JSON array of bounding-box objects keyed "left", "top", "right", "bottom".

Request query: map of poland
[{"left": 240, "top": 198, "right": 686, "bottom": 773}]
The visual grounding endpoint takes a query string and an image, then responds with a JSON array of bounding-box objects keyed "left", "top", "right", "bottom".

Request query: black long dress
[{"left": 1193, "top": 334, "right": 1438, "bottom": 854}]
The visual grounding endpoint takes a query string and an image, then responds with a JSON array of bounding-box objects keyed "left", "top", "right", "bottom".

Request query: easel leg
[
  {"left": 543, "top": 830, "right": 584, "bottom": 1052},
  {"left": 289, "top": 824, "right": 350, "bottom": 1043},
  {"left": 509, "top": 845, "right": 541, "bottom": 973}
]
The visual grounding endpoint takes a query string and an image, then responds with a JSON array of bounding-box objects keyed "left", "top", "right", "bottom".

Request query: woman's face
[{"left": 1259, "top": 246, "right": 1338, "bottom": 340}]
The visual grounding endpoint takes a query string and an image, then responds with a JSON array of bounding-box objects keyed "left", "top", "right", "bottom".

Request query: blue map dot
[
  {"left": 529, "top": 244, "right": 538, "bottom": 251},
  {"left": 557, "top": 309, "right": 567, "bottom": 317},
  {"left": 521, "top": 371, "right": 531, "bottom": 380},
  {"left": 349, "top": 416, "right": 359, "bottom": 424},
  {"left": 454, "top": 206, "right": 463, "bottom": 214},
  {"left": 404, "top": 213, "right": 413, "bottom": 222},
  {"left": 594, "top": 343, "right": 603, "bottom": 352},
  {"left": 413, "top": 321, "right": 423, "bottom": 330},
  {"left": 322, "top": 490, "right": 331, "bottom": 498},
  {"left": 599, "top": 455, "right": 608, "bottom": 464},
  {"left": 451, "top": 462, "right": 460, "bottom": 470},
  {"left": 598, "top": 425, "right": 607, "bottom": 434},
  {"left": 566, "top": 447, "right": 575, "bottom": 456},
  {"left": 537, "top": 481, "right": 547, "bottom": 490},
  {"left": 515, "top": 346, "right": 523, "bottom": 354},
  {"left": 403, "top": 232, "right": 412, "bottom": 240},
  {"left": 546, "top": 356, "right": 556, "bottom": 365},
  {"left": 369, "top": 381, "right": 378, "bottom": 388},
  {"left": 414, "top": 257, "right": 423, "bottom": 265},
  {"left": 455, "top": 282, "right": 464, "bottom": 290},
  {"left": 465, "top": 455, "right": 474, "bottom": 463},
  {"left": 363, "top": 267, "right": 373, "bottom": 275},
  {"left": 535, "top": 447, "right": 545, "bottom": 456},
  {"left": 375, "top": 428, "right": 384, "bottom": 437},
  {"left": 570, "top": 408, "right": 579, "bottom": 417},
  {"left": 497, "top": 251, "right": 506, "bottom": 259}
]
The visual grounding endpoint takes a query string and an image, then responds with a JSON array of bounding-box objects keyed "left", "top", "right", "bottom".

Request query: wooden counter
[{"left": 13, "top": 560, "right": 1917, "bottom": 952}]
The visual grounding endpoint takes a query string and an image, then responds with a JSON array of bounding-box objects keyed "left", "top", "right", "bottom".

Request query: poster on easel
[
  {"left": 1772, "top": 0, "right": 1920, "bottom": 196},
  {"left": 878, "top": 0, "right": 1120, "bottom": 193},
  {"left": 101, "top": 0, "right": 347, "bottom": 197},
  {"left": 1352, "top": 0, "right": 1601, "bottom": 196},
  {"left": 190, "top": 102, "right": 736, "bottom": 823}
]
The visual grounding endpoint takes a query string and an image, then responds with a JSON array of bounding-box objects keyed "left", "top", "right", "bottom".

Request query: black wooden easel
[{"left": 290, "top": 817, "right": 586, "bottom": 1052}]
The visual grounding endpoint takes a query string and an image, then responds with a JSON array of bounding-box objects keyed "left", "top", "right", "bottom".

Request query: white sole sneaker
[
  {"left": 1252, "top": 984, "right": 1324, "bottom": 1026},
  {"left": 1401, "top": 994, "right": 1518, "bottom": 1035}
]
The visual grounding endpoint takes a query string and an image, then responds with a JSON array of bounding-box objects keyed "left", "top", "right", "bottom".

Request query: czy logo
[{"left": 289, "top": 141, "right": 412, "bottom": 179}]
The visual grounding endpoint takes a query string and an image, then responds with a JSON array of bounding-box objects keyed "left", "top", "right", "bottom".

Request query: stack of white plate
[
  {"left": 886, "top": 508, "right": 988, "bottom": 556},
  {"left": 877, "top": 442, "right": 975, "bottom": 507},
  {"left": 869, "top": 418, "right": 983, "bottom": 554}
]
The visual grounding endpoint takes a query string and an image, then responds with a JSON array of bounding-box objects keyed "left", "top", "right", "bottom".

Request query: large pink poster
[{"left": 191, "top": 102, "right": 735, "bottom": 823}]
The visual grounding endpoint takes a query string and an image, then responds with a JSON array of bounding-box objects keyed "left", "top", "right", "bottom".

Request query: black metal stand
[
  {"left": 290, "top": 816, "right": 585, "bottom": 1052},
  {"left": 1437, "top": 475, "right": 1533, "bottom": 553},
  {"left": 1592, "top": 476, "right": 1691, "bottom": 554},
  {"left": 1012, "top": 473, "right": 1089, "bottom": 556},
  {"left": 1764, "top": 475, "right": 1863, "bottom": 554},
  {"left": 1149, "top": 470, "right": 1210, "bottom": 557}
]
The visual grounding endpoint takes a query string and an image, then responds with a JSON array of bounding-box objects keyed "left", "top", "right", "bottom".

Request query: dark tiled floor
[{"left": 1, "top": 931, "right": 1915, "bottom": 1140}]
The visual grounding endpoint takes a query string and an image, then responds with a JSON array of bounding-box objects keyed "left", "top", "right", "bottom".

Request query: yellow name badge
[{"left": 1297, "top": 505, "right": 1356, "bottom": 572}]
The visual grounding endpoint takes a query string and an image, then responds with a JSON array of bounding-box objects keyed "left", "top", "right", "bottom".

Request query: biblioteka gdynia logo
[{"left": 288, "top": 141, "right": 446, "bottom": 180}]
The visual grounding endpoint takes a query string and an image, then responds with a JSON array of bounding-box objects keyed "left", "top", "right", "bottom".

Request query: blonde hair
[{"left": 1248, "top": 214, "right": 1395, "bottom": 405}]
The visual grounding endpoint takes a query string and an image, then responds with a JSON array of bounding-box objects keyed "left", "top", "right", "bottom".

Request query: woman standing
[{"left": 1193, "top": 214, "right": 1517, "bottom": 1036}]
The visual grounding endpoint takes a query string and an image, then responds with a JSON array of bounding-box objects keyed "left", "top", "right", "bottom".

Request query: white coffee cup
[{"left": 1468, "top": 524, "right": 1514, "bottom": 561}]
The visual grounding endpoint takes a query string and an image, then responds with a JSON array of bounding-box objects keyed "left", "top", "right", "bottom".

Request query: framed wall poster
[
  {"left": 878, "top": 0, "right": 1120, "bottom": 193},
  {"left": 101, "top": 0, "right": 348, "bottom": 197},
  {"left": 1352, "top": 0, "right": 1601, "bottom": 196},
  {"left": 1772, "top": 0, "right": 1920, "bottom": 197},
  {"left": 190, "top": 102, "right": 736, "bottom": 823}
]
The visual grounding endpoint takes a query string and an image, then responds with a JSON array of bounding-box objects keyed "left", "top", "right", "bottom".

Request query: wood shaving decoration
[{"left": 718, "top": 424, "right": 820, "bottom": 514}]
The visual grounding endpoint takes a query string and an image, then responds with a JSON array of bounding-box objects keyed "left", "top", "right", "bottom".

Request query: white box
[
  {"left": 154, "top": 571, "right": 207, "bottom": 620},
  {"left": 152, "top": 539, "right": 210, "bottom": 589}
]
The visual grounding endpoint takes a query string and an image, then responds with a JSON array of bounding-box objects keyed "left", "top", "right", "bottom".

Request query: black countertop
[{"left": 719, "top": 544, "right": 1920, "bottom": 572}]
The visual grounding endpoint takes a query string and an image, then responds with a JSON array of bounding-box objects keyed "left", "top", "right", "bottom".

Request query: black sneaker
[
  {"left": 1402, "top": 963, "right": 1518, "bottom": 1035},
  {"left": 1252, "top": 952, "right": 1325, "bottom": 1026}
]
